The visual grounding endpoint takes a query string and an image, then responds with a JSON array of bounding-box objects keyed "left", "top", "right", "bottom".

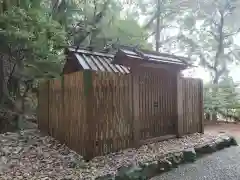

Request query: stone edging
[{"left": 96, "top": 136, "right": 238, "bottom": 180}]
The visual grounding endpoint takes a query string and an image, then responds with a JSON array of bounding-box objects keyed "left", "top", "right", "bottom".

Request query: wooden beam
[
  {"left": 83, "top": 70, "right": 95, "bottom": 160},
  {"left": 177, "top": 74, "right": 184, "bottom": 137},
  {"left": 140, "top": 62, "right": 182, "bottom": 73},
  {"left": 199, "top": 79, "right": 204, "bottom": 133},
  {"left": 37, "top": 81, "right": 50, "bottom": 134},
  {"left": 132, "top": 71, "right": 140, "bottom": 147}
]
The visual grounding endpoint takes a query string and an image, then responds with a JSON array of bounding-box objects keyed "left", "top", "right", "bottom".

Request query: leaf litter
[{"left": 0, "top": 130, "right": 228, "bottom": 180}]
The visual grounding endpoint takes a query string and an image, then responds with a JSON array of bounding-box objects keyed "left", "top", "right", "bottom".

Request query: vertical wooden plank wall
[
  {"left": 63, "top": 72, "right": 86, "bottom": 155},
  {"left": 138, "top": 69, "right": 176, "bottom": 140},
  {"left": 177, "top": 75, "right": 184, "bottom": 136},
  {"left": 199, "top": 79, "right": 204, "bottom": 133},
  {"left": 38, "top": 71, "right": 204, "bottom": 159},
  {"left": 38, "top": 72, "right": 87, "bottom": 156},
  {"left": 83, "top": 70, "right": 94, "bottom": 159},
  {"left": 89, "top": 72, "right": 134, "bottom": 157},
  {"left": 132, "top": 69, "right": 140, "bottom": 146},
  {"left": 48, "top": 79, "right": 63, "bottom": 140},
  {"left": 38, "top": 81, "right": 49, "bottom": 133},
  {"left": 177, "top": 77, "right": 203, "bottom": 135}
]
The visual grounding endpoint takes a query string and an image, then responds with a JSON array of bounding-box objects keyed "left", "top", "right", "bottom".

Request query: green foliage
[
  {"left": 49, "top": 0, "right": 150, "bottom": 50},
  {"left": 91, "top": 17, "right": 151, "bottom": 50},
  {"left": 0, "top": 3, "right": 66, "bottom": 127},
  {"left": 135, "top": 0, "right": 195, "bottom": 51},
  {"left": 176, "top": 0, "right": 240, "bottom": 120},
  {"left": 204, "top": 77, "right": 240, "bottom": 118},
  {"left": 0, "top": 0, "right": 150, "bottom": 130},
  {"left": 177, "top": 0, "right": 240, "bottom": 79},
  {"left": 0, "top": 6, "right": 66, "bottom": 80}
]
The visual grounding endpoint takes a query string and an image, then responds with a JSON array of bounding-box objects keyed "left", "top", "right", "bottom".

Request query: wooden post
[
  {"left": 37, "top": 81, "right": 50, "bottom": 134},
  {"left": 199, "top": 79, "right": 204, "bottom": 133},
  {"left": 176, "top": 74, "right": 184, "bottom": 137},
  {"left": 132, "top": 72, "right": 140, "bottom": 147},
  {"left": 60, "top": 75, "right": 65, "bottom": 142},
  {"left": 83, "top": 71, "right": 94, "bottom": 160}
]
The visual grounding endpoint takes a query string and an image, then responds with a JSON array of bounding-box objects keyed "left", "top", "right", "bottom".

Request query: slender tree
[
  {"left": 136, "top": 0, "right": 195, "bottom": 51},
  {"left": 178, "top": 0, "right": 240, "bottom": 121},
  {"left": 0, "top": 59, "right": 3, "bottom": 105}
]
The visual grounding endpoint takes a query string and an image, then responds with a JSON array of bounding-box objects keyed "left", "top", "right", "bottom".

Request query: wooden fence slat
[
  {"left": 199, "top": 79, "right": 204, "bottom": 133},
  {"left": 38, "top": 81, "right": 49, "bottom": 133},
  {"left": 83, "top": 71, "right": 94, "bottom": 159},
  {"left": 133, "top": 73, "right": 140, "bottom": 146},
  {"left": 177, "top": 75, "right": 184, "bottom": 136},
  {"left": 176, "top": 77, "right": 204, "bottom": 136}
]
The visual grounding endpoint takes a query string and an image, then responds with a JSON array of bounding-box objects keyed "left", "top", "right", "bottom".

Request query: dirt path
[{"left": 205, "top": 123, "right": 240, "bottom": 138}]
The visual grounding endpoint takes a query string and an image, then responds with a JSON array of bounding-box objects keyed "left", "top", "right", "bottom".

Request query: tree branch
[
  {"left": 75, "top": 0, "right": 110, "bottom": 51},
  {"left": 207, "top": 31, "right": 219, "bottom": 41},
  {"left": 213, "top": 11, "right": 224, "bottom": 72},
  {"left": 199, "top": 53, "right": 215, "bottom": 71},
  {"left": 178, "top": 33, "right": 215, "bottom": 71},
  {"left": 224, "top": 28, "right": 240, "bottom": 38}
]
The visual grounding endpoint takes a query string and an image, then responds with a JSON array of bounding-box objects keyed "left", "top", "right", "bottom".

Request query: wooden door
[{"left": 136, "top": 69, "right": 177, "bottom": 140}]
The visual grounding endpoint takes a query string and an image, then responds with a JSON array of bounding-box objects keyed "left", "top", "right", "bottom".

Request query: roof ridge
[
  {"left": 68, "top": 47, "right": 115, "bottom": 58},
  {"left": 118, "top": 47, "right": 191, "bottom": 66}
]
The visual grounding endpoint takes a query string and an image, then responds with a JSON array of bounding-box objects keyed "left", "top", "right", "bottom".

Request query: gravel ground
[
  {"left": 153, "top": 124, "right": 240, "bottom": 180},
  {"left": 152, "top": 146, "right": 240, "bottom": 180},
  {"left": 0, "top": 129, "right": 232, "bottom": 180}
]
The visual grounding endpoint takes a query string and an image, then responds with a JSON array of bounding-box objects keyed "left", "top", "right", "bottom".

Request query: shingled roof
[
  {"left": 113, "top": 47, "right": 189, "bottom": 67},
  {"left": 67, "top": 47, "right": 130, "bottom": 74},
  {"left": 64, "top": 47, "right": 190, "bottom": 74}
]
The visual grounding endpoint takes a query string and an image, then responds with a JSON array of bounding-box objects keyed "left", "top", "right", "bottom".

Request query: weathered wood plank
[{"left": 177, "top": 75, "right": 184, "bottom": 137}]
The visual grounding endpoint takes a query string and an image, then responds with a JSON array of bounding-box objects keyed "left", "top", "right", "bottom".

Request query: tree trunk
[
  {"left": 211, "top": 74, "right": 220, "bottom": 122},
  {"left": 0, "top": 59, "right": 3, "bottom": 105},
  {"left": 205, "top": 112, "right": 210, "bottom": 121},
  {"left": 211, "top": 111, "right": 218, "bottom": 122},
  {"left": 155, "top": 0, "right": 160, "bottom": 52},
  {"left": 211, "top": 12, "right": 225, "bottom": 122}
]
